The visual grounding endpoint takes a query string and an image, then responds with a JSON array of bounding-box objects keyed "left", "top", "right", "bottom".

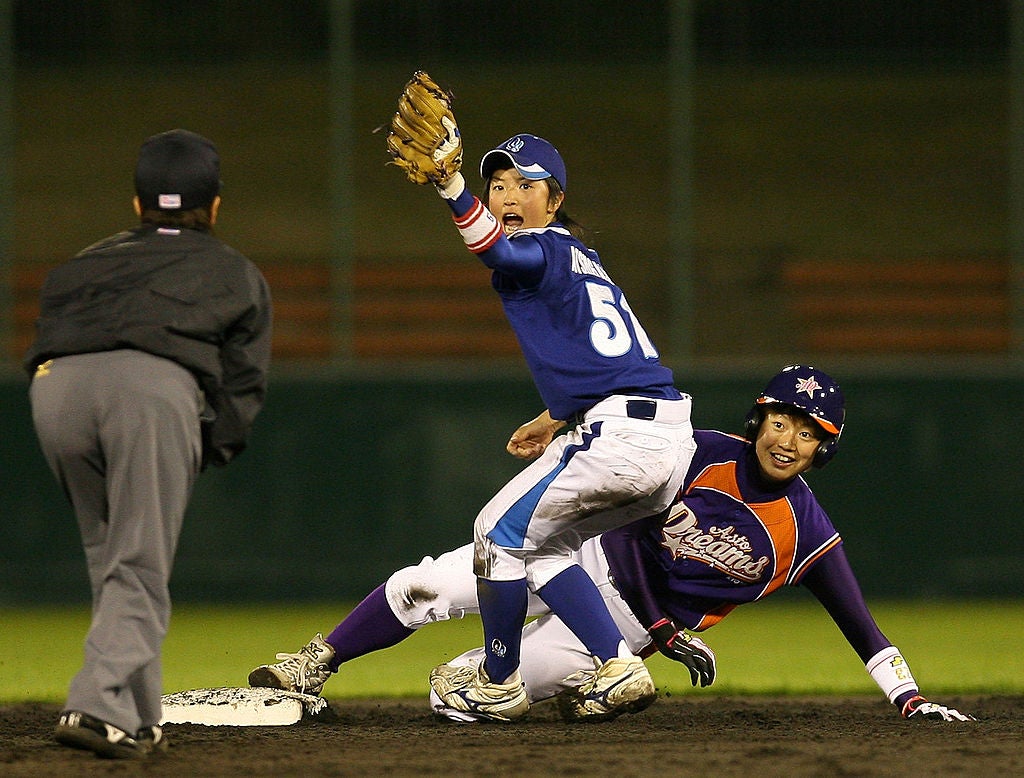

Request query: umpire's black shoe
[
  {"left": 136, "top": 724, "right": 169, "bottom": 755},
  {"left": 54, "top": 710, "right": 155, "bottom": 759}
]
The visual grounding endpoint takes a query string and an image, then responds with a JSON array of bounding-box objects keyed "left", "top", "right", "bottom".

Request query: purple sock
[
  {"left": 536, "top": 564, "right": 623, "bottom": 661},
  {"left": 477, "top": 578, "right": 528, "bottom": 683},
  {"left": 324, "top": 583, "right": 414, "bottom": 670}
]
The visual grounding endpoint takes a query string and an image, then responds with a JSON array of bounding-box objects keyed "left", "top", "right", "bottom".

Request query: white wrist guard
[
  {"left": 452, "top": 196, "right": 502, "bottom": 254},
  {"left": 435, "top": 172, "right": 466, "bottom": 200},
  {"left": 865, "top": 645, "right": 918, "bottom": 703}
]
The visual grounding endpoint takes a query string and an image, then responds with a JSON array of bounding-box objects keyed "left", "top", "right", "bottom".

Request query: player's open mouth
[
  {"left": 770, "top": 452, "right": 795, "bottom": 465},
  {"left": 502, "top": 214, "right": 524, "bottom": 232}
]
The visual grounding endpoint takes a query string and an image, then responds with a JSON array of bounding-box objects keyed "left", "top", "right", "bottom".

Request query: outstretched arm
[
  {"left": 802, "top": 548, "right": 974, "bottom": 721},
  {"left": 437, "top": 173, "right": 546, "bottom": 283}
]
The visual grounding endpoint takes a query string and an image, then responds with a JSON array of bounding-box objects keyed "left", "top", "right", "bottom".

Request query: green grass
[{"left": 2, "top": 599, "right": 1020, "bottom": 704}]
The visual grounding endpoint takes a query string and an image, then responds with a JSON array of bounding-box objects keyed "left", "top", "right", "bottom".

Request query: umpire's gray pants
[{"left": 30, "top": 349, "right": 203, "bottom": 733}]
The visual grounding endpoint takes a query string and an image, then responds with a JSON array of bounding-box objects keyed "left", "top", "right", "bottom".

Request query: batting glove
[
  {"left": 649, "top": 618, "right": 716, "bottom": 687},
  {"left": 901, "top": 695, "right": 976, "bottom": 722}
]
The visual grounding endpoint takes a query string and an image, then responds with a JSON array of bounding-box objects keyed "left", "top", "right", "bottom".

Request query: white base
[{"left": 160, "top": 687, "right": 329, "bottom": 726}]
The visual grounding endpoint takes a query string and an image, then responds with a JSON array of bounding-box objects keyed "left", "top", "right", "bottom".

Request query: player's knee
[
  {"left": 472, "top": 543, "right": 490, "bottom": 578},
  {"left": 384, "top": 557, "right": 467, "bottom": 628},
  {"left": 524, "top": 556, "right": 574, "bottom": 592},
  {"left": 386, "top": 561, "right": 438, "bottom": 620}
]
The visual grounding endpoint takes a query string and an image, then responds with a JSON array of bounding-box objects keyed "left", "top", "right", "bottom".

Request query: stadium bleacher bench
[
  {"left": 6, "top": 260, "right": 520, "bottom": 362},
  {"left": 782, "top": 257, "right": 1011, "bottom": 353}
]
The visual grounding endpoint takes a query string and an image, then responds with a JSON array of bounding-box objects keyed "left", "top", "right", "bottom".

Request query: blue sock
[
  {"left": 536, "top": 565, "right": 623, "bottom": 661},
  {"left": 324, "top": 583, "right": 414, "bottom": 671},
  {"left": 476, "top": 578, "right": 528, "bottom": 683}
]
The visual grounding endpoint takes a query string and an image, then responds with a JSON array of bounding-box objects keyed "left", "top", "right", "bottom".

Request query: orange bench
[
  {"left": 6, "top": 264, "right": 48, "bottom": 364},
  {"left": 348, "top": 263, "right": 518, "bottom": 359},
  {"left": 259, "top": 263, "right": 334, "bottom": 360},
  {"left": 6, "top": 259, "right": 520, "bottom": 363},
  {"left": 782, "top": 257, "right": 1011, "bottom": 353}
]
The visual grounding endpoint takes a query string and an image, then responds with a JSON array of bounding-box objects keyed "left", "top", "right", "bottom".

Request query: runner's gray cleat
[{"left": 248, "top": 633, "right": 335, "bottom": 695}]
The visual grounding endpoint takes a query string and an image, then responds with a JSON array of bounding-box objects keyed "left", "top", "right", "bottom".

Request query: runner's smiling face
[
  {"left": 754, "top": 411, "right": 823, "bottom": 484},
  {"left": 486, "top": 168, "right": 563, "bottom": 235}
]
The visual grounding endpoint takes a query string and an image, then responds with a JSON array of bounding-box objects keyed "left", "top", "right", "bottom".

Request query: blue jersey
[
  {"left": 487, "top": 225, "right": 679, "bottom": 420},
  {"left": 601, "top": 429, "right": 842, "bottom": 631}
]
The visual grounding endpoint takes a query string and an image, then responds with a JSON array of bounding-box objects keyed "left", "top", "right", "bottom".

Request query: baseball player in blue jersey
[
  {"left": 249, "top": 365, "right": 973, "bottom": 724},
  {"left": 363, "top": 74, "right": 696, "bottom": 722},
  {"left": 422, "top": 131, "right": 696, "bottom": 722}
]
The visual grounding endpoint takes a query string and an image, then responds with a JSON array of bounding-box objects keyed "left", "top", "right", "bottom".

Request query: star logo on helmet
[{"left": 794, "top": 376, "right": 821, "bottom": 398}]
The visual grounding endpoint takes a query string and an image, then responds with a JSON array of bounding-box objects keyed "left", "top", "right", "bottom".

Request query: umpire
[{"left": 24, "top": 129, "right": 272, "bottom": 759}]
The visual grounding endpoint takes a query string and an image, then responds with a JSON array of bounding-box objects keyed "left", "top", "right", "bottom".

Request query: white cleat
[
  {"left": 557, "top": 655, "right": 656, "bottom": 722},
  {"left": 247, "top": 633, "right": 335, "bottom": 696},
  {"left": 429, "top": 660, "right": 530, "bottom": 723}
]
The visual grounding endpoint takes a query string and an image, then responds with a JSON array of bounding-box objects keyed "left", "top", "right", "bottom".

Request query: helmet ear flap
[
  {"left": 812, "top": 431, "right": 841, "bottom": 469},
  {"left": 743, "top": 406, "right": 761, "bottom": 442}
]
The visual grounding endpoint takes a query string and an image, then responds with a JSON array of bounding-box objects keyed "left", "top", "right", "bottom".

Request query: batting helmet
[{"left": 743, "top": 364, "right": 846, "bottom": 468}]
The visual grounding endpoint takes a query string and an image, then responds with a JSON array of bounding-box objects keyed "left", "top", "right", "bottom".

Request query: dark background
[
  {"left": 1, "top": 1, "right": 1020, "bottom": 603},
  {"left": 11, "top": 1, "right": 1006, "bottom": 66}
]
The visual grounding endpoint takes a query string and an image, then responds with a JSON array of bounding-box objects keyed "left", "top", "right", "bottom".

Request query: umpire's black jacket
[{"left": 24, "top": 224, "right": 273, "bottom": 468}]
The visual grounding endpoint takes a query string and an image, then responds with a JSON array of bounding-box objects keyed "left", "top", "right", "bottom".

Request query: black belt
[
  {"left": 567, "top": 398, "right": 658, "bottom": 427},
  {"left": 626, "top": 399, "right": 657, "bottom": 420}
]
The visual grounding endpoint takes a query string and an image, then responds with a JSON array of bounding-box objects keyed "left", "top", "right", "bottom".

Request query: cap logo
[
  {"left": 506, "top": 137, "right": 525, "bottom": 153},
  {"left": 158, "top": 194, "right": 182, "bottom": 209},
  {"left": 794, "top": 375, "right": 821, "bottom": 398}
]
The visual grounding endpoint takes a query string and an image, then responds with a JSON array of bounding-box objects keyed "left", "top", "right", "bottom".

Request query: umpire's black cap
[{"left": 135, "top": 129, "right": 221, "bottom": 211}]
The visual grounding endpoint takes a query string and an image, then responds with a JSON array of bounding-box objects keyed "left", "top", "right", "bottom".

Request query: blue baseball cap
[{"left": 480, "top": 134, "right": 567, "bottom": 191}]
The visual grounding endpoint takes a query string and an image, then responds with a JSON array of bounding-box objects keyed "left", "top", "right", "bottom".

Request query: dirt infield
[{"left": 1, "top": 695, "right": 1019, "bottom": 777}]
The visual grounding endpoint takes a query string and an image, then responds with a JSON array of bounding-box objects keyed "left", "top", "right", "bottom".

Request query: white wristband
[
  {"left": 865, "top": 645, "right": 918, "bottom": 703},
  {"left": 435, "top": 172, "right": 466, "bottom": 200},
  {"left": 452, "top": 197, "right": 502, "bottom": 254}
]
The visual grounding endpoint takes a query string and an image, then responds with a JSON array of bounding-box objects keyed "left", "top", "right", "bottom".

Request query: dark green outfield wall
[{"left": 2, "top": 372, "right": 1021, "bottom": 603}]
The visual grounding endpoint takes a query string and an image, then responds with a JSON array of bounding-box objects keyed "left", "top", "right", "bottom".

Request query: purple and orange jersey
[{"left": 601, "top": 429, "right": 842, "bottom": 632}]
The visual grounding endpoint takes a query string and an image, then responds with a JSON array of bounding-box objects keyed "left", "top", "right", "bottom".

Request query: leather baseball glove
[{"left": 386, "top": 71, "right": 463, "bottom": 186}]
